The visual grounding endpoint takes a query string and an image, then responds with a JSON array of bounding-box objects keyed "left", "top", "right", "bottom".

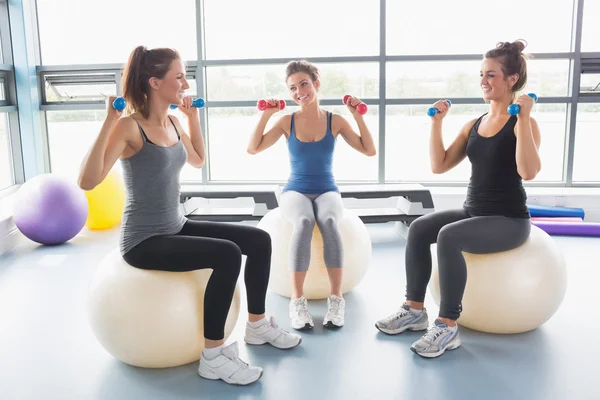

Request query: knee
[
  {"left": 436, "top": 225, "right": 456, "bottom": 249},
  {"left": 294, "top": 216, "right": 316, "bottom": 232},
  {"left": 221, "top": 242, "right": 243, "bottom": 274},
  {"left": 407, "top": 216, "right": 431, "bottom": 242},
  {"left": 317, "top": 214, "right": 339, "bottom": 231},
  {"left": 251, "top": 227, "right": 272, "bottom": 256}
]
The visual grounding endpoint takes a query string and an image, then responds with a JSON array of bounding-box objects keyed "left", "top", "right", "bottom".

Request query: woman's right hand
[
  {"left": 106, "top": 96, "right": 124, "bottom": 121},
  {"left": 262, "top": 98, "right": 283, "bottom": 115},
  {"left": 430, "top": 99, "right": 450, "bottom": 120}
]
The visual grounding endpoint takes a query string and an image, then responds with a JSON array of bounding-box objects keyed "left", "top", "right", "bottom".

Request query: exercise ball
[
  {"left": 88, "top": 250, "right": 241, "bottom": 368},
  {"left": 84, "top": 170, "right": 125, "bottom": 230},
  {"left": 429, "top": 225, "right": 567, "bottom": 334},
  {"left": 13, "top": 173, "right": 88, "bottom": 245},
  {"left": 257, "top": 207, "right": 371, "bottom": 300}
]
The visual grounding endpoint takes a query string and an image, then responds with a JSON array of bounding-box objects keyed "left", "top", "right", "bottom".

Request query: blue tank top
[{"left": 282, "top": 111, "right": 338, "bottom": 195}]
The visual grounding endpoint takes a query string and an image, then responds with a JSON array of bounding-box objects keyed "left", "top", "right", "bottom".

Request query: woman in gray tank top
[{"left": 78, "top": 45, "right": 301, "bottom": 386}]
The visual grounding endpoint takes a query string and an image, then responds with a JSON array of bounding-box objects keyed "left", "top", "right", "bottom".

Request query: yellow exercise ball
[
  {"left": 257, "top": 207, "right": 372, "bottom": 300},
  {"left": 84, "top": 170, "right": 125, "bottom": 230},
  {"left": 88, "top": 249, "right": 241, "bottom": 368},
  {"left": 429, "top": 225, "right": 567, "bottom": 334}
]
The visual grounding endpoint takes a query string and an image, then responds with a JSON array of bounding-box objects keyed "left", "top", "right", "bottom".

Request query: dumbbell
[
  {"left": 427, "top": 100, "right": 452, "bottom": 117},
  {"left": 257, "top": 99, "right": 286, "bottom": 111},
  {"left": 112, "top": 97, "right": 126, "bottom": 111},
  {"left": 169, "top": 98, "right": 206, "bottom": 110},
  {"left": 343, "top": 95, "right": 368, "bottom": 115},
  {"left": 508, "top": 93, "right": 538, "bottom": 115}
]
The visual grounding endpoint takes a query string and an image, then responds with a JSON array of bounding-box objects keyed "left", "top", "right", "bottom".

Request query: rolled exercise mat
[
  {"left": 532, "top": 221, "right": 600, "bottom": 237},
  {"left": 531, "top": 217, "right": 583, "bottom": 222},
  {"left": 528, "top": 204, "right": 585, "bottom": 219}
]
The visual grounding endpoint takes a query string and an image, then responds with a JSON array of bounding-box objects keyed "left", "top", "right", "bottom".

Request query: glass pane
[
  {"left": 387, "top": 0, "right": 573, "bottom": 54},
  {"left": 573, "top": 103, "right": 600, "bottom": 182},
  {"left": 385, "top": 104, "right": 566, "bottom": 182},
  {"left": 387, "top": 60, "right": 570, "bottom": 98},
  {"left": 206, "top": 106, "right": 379, "bottom": 182},
  {"left": 582, "top": 0, "right": 600, "bottom": 51},
  {"left": 0, "top": 77, "right": 5, "bottom": 101},
  {"left": 36, "top": 0, "right": 196, "bottom": 64},
  {"left": 203, "top": 0, "right": 378, "bottom": 60},
  {"left": 45, "top": 79, "right": 116, "bottom": 102},
  {"left": 580, "top": 73, "right": 600, "bottom": 94},
  {"left": 207, "top": 63, "right": 379, "bottom": 101},
  {"left": 0, "top": 113, "right": 13, "bottom": 189}
]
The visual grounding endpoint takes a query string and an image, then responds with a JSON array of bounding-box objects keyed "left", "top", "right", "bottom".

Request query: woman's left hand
[{"left": 178, "top": 96, "right": 199, "bottom": 118}]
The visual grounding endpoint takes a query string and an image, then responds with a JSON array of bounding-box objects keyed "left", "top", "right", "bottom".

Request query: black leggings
[
  {"left": 123, "top": 220, "right": 272, "bottom": 340},
  {"left": 405, "top": 209, "right": 531, "bottom": 320}
]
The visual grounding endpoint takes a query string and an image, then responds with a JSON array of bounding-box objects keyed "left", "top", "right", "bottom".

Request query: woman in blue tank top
[
  {"left": 78, "top": 46, "right": 301, "bottom": 386},
  {"left": 375, "top": 40, "right": 542, "bottom": 358},
  {"left": 248, "top": 60, "right": 376, "bottom": 331}
]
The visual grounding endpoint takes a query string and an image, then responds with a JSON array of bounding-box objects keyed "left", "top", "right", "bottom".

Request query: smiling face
[
  {"left": 480, "top": 57, "right": 518, "bottom": 102},
  {"left": 287, "top": 72, "right": 320, "bottom": 106},
  {"left": 149, "top": 58, "right": 190, "bottom": 106}
]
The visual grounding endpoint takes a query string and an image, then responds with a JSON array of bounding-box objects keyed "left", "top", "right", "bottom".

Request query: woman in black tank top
[{"left": 375, "top": 40, "right": 542, "bottom": 359}]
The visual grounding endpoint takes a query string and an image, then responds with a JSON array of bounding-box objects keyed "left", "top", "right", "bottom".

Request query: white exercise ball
[
  {"left": 88, "top": 249, "right": 241, "bottom": 368},
  {"left": 429, "top": 225, "right": 567, "bottom": 334},
  {"left": 257, "top": 207, "right": 372, "bottom": 300}
]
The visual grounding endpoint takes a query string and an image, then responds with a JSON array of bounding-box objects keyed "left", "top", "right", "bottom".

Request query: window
[
  {"left": 387, "top": 60, "right": 570, "bottom": 98},
  {"left": 0, "top": 112, "right": 13, "bottom": 189},
  {"left": 44, "top": 74, "right": 117, "bottom": 103},
  {"left": 573, "top": 103, "right": 600, "bottom": 182},
  {"left": 206, "top": 63, "right": 379, "bottom": 101},
  {"left": 581, "top": 73, "right": 600, "bottom": 94},
  {"left": 205, "top": 106, "right": 379, "bottom": 182},
  {"left": 387, "top": 0, "right": 574, "bottom": 55},
  {"left": 36, "top": 0, "right": 196, "bottom": 65},
  {"left": 385, "top": 104, "right": 566, "bottom": 182},
  {"left": 582, "top": 0, "right": 600, "bottom": 51},
  {"left": 46, "top": 111, "right": 121, "bottom": 179},
  {"left": 203, "top": 0, "right": 379, "bottom": 60}
]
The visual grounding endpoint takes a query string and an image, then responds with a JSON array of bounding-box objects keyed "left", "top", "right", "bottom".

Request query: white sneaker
[
  {"left": 323, "top": 295, "right": 345, "bottom": 328},
  {"left": 289, "top": 296, "right": 314, "bottom": 330},
  {"left": 244, "top": 316, "right": 302, "bottom": 349},
  {"left": 198, "top": 342, "right": 262, "bottom": 386}
]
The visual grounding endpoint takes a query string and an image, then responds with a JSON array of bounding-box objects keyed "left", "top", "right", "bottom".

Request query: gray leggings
[
  {"left": 279, "top": 190, "right": 344, "bottom": 272},
  {"left": 405, "top": 209, "right": 531, "bottom": 320}
]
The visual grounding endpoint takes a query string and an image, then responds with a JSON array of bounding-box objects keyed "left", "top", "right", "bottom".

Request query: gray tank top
[{"left": 119, "top": 116, "right": 188, "bottom": 255}]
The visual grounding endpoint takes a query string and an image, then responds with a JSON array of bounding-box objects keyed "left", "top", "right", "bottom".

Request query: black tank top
[{"left": 463, "top": 114, "right": 530, "bottom": 219}]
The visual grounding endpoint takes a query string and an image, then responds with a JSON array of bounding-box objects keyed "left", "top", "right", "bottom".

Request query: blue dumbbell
[
  {"left": 112, "top": 97, "right": 126, "bottom": 111},
  {"left": 508, "top": 93, "right": 538, "bottom": 115},
  {"left": 427, "top": 99, "right": 452, "bottom": 117},
  {"left": 169, "top": 98, "right": 206, "bottom": 110}
]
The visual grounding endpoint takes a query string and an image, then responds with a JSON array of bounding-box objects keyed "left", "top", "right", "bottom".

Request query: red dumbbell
[
  {"left": 343, "top": 95, "right": 368, "bottom": 115},
  {"left": 257, "top": 99, "right": 286, "bottom": 111}
]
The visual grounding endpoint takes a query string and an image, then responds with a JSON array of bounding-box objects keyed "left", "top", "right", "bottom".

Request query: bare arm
[
  {"left": 513, "top": 94, "right": 542, "bottom": 180},
  {"left": 515, "top": 116, "right": 541, "bottom": 180},
  {"left": 78, "top": 99, "right": 131, "bottom": 190},
  {"left": 170, "top": 113, "right": 205, "bottom": 168},
  {"left": 247, "top": 105, "right": 288, "bottom": 154},
  {"left": 429, "top": 100, "right": 475, "bottom": 174},
  {"left": 335, "top": 114, "right": 377, "bottom": 156}
]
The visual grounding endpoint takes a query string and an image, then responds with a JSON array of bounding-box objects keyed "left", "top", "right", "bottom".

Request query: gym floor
[{"left": 0, "top": 222, "right": 595, "bottom": 400}]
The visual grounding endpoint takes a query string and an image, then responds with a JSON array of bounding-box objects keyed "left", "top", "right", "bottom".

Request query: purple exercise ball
[{"left": 14, "top": 174, "right": 89, "bottom": 245}]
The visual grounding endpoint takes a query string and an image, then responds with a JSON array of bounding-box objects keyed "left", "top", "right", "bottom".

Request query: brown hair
[
  {"left": 122, "top": 46, "right": 180, "bottom": 118},
  {"left": 484, "top": 39, "right": 529, "bottom": 95},
  {"left": 285, "top": 60, "right": 320, "bottom": 83}
]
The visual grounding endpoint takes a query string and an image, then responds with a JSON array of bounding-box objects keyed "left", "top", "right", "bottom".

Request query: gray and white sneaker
[
  {"left": 410, "top": 319, "right": 461, "bottom": 358},
  {"left": 375, "top": 303, "right": 429, "bottom": 335},
  {"left": 289, "top": 296, "right": 314, "bottom": 330},
  {"left": 323, "top": 295, "right": 345, "bottom": 328},
  {"left": 198, "top": 342, "right": 262, "bottom": 385}
]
